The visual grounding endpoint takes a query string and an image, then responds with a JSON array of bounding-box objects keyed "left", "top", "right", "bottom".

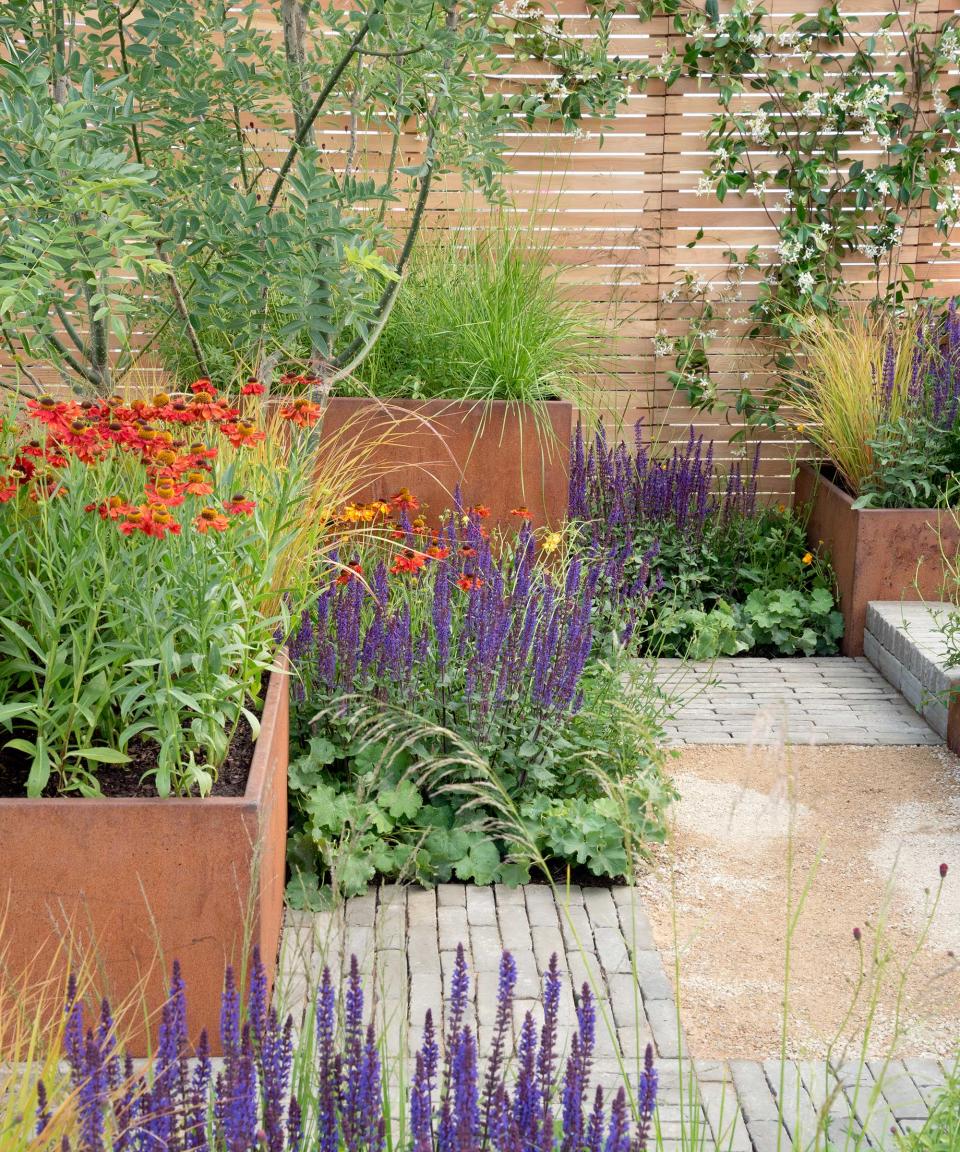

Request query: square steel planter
[
  {"left": 796, "top": 462, "right": 959, "bottom": 656},
  {"left": 0, "top": 656, "right": 289, "bottom": 1054}
]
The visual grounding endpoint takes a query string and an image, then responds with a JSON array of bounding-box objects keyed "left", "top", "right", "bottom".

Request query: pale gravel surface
[{"left": 637, "top": 743, "right": 960, "bottom": 1060}]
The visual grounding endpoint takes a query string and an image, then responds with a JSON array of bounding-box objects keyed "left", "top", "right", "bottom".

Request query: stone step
[{"left": 864, "top": 601, "right": 958, "bottom": 747}]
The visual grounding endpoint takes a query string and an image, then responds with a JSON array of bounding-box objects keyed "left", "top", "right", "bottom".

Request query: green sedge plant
[{"left": 351, "top": 224, "right": 604, "bottom": 412}]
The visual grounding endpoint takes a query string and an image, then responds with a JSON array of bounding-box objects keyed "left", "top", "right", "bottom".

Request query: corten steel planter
[
  {"left": 795, "top": 462, "right": 960, "bottom": 656},
  {"left": 0, "top": 655, "right": 289, "bottom": 1055},
  {"left": 316, "top": 397, "right": 573, "bottom": 525}
]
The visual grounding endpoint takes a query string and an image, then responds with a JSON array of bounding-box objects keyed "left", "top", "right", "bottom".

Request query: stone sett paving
[
  {"left": 653, "top": 658, "right": 943, "bottom": 746},
  {"left": 278, "top": 885, "right": 945, "bottom": 1151}
]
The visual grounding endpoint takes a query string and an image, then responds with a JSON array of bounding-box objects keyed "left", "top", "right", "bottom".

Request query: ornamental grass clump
[
  {"left": 792, "top": 297, "right": 960, "bottom": 507},
  {"left": 28, "top": 947, "right": 658, "bottom": 1152},
  {"left": 286, "top": 490, "right": 672, "bottom": 894},
  {"left": 0, "top": 383, "right": 371, "bottom": 798},
  {"left": 567, "top": 420, "right": 842, "bottom": 658},
  {"left": 351, "top": 225, "right": 604, "bottom": 414}
]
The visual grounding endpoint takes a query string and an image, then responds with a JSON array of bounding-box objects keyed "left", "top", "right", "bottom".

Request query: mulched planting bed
[{"left": 0, "top": 706, "right": 259, "bottom": 799}]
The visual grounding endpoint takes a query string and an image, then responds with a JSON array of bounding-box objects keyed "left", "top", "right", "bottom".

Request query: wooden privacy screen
[{"left": 4, "top": 0, "right": 959, "bottom": 499}]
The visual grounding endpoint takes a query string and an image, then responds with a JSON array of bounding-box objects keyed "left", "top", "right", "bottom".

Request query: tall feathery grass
[
  {"left": 352, "top": 225, "right": 605, "bottom": 414},
  {"left": 790, "top": 310, "right": 918, "bottom": 495},
  {"left": 246, "top": 404, "right": 424, "bottom": 617}
]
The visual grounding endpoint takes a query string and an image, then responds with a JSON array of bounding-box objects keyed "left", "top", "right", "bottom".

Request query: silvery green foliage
[{"left": 0, "top": 0, "right": 643, "bottom": 393}]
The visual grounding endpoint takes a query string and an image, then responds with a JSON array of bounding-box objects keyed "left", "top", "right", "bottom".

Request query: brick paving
[
  {"left": 276, "top": 650, "right": 955, "bottom": 1146},
  {"left": 654, "top": 658, "right": 942, "bottom": 746},
  {"left": 278, "top": 885, "right": 946, "bottom": 1150}
]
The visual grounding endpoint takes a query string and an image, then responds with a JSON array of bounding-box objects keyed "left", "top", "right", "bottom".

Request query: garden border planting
[
  {"left": 795, "top": 463, "right": 960, "bottom": 656},
  {"left": 0, "top": 655, "right": 289, "bottom": 1056}
]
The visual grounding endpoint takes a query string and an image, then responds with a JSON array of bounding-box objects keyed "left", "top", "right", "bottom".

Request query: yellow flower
[
  {"left": 541, "top": 531, "right": 563, "bottom": 554},
  {"left": 802, "top": 551, "right": 813, "bottom": 565},
  {"left": 796, "top": 423, "right": 806, "bottom": 434}
]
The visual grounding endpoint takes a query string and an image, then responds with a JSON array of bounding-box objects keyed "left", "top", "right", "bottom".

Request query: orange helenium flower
[
  {"left": 337, "top": 561, "right": 364, "bottom": 585},
  {"left": 390, "top": 551, "right": 426, "bottom": 575},
  {"left": 224, "top": 494, "right": 256, "bottom": 515},
  {"left": 194, "top": 507, "right": 229, "bottom": 533},
  {"left": 279, "top": 397, "right": 323, "bottom": 427},
  {"left": 390, "top": 488, "right": 419, "bottom": 512}
]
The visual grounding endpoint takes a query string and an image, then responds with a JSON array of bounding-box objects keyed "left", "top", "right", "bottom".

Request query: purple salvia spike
[
  {"left": 249, "top": 946, "right": 268, "bottom": 1051},
  {"left": 453, "top": 1027, "right": 481, "bottom": 1152},
  {"left": 185, "top": 1029, "right": 211, "bottom": 1152},
  {"left": 513, "top": 1010, "right": 541, "bottom": 1149},
  {"left": 287, "top": 1097, "right": 303, "bottom": 1152},
  {"left": 260, "top": 1010, "right": 292, "bottom": 1152},
  {"left": 480, "top": 951, "right": 517, "bottom": 1143},
  {"left": 536, "top": 954, "right": 562, "bottom": 1152},
  {"left": 586, "top": 1084, "right": 606, "bottom": 1152},
  {"left": 79, "top": 1027, "right": 107, "bottom": 1152},
  {"left": 316, "top": 967, "right": 338, "bottom": 1152},
  {"left": 635, "top": 1044, "right": 658, "bottom": 1152},
  {"left": 605, "top": 1086, "right": 630, "bottom": 1152},
  {"left": 64, "top": 975, "right": 83, "bottom": 1076},
  {"left": 340, "top": 955, "right": 365, "bottom": 1151},
  {"left": 560, "top": 1032, "right": 585, "bottom": 1152},
  {"left": 361, "top": 1021, "right": 384, "bottom": 1152},
  {"left": 882, "top": 335, "right": 896, "bottom": 405},
  {"left": 36, "top": 1080, "right": 51, "bottom": 1137},
  {"left": 221, "top": 966, "right": 240, "bottom": 1060},
  {"left": 411, "top": 1051, "right": 434, "bottom": 1152}
]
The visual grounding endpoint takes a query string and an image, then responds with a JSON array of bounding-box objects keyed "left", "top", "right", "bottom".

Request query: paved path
[
  {"left": 278, "top": 885, "right": 947, "bottom": 1150},
  {"left": 654, "top": 658, "right": 942, "bottom": 746}
]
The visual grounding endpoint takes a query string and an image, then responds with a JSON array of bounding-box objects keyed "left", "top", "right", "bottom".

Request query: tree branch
[
  {"left": 332, "top": 128, "right": 436, "bottom": 371},
  {"left": 44, "top": 328, "right": 104, "bottom": 388},
  {"left": 53, "top": 301, "right": 90, "bottom": 356},
  {"left": 1, "top": 326, "right": 42, "bottom": 393},
  {"left": 266, "top": 4, "right": 382, "bottom": 212},
  {"left": 158, "top": 247, "right": 210, "bottom": 379}
]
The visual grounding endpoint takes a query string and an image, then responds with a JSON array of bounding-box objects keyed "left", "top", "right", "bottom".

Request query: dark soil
[
  {"left": 0, "top": 700, "right": 261, "bottom": 800},
  {"left": 814, "top": 460, "right": 855, "bottom": 498},
  {"left": 529, "top": 861, "right": 620, "bottom": 889}
]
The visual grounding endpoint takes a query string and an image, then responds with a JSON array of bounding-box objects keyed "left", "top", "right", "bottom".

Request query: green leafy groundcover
[{"left": 285, "top": 665, "right": 674, "bottom": 906}]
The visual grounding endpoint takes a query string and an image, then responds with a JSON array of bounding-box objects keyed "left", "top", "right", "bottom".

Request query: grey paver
[
  {"left": 730, "top": 1059, "right": 782, "bottom": 1125},
  {"left": 466, "top": 886, "right": 497, "bottom": 925},
  {"left": 524, "top": 883, "right": 562, "bottom": 926},
  {"left": 559, "top": 901, "right": 594, "bottom": 951},
  {"left": 582, "top": 886, "right": 620, "bottom": 929},
  {"left": 868, "top": 1060, "right": 930, "bottom": 1125},
  {"left": 764, "top": 1059, "right": 820, "bottom": 1146},
  {"left": 437, "top": 903, "right": 468, "bottom": 946},
  {"left": 645, "top": 998, "right": 685, "bottom": 1059},
  {"left": 497, "top": 902, "right": 534, "bottom": 952},
  {"left": 469, "top": 923, "right": 502, "bottom": 970},
  {"left": 278, "top": 887, "right": 933, "bottom": 1149},
  {"left": 531, "top": 923, "right": 566, "bottom": 972},
  {"left": 654, "top": 657, "right": 942, "bottom": 746}
]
